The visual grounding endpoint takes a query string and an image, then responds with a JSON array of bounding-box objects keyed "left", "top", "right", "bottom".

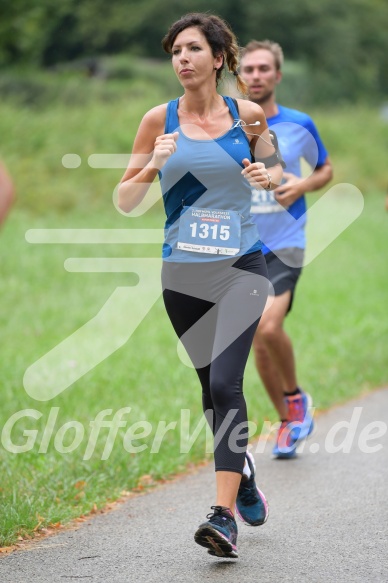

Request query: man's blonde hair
[{"left": 241, "top": 40, "right": 284, "bottom": 71}]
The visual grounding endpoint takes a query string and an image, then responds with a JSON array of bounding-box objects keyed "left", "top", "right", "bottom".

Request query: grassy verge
[{"left": 0, "top": 91, "right": 387, "bottom": 546}]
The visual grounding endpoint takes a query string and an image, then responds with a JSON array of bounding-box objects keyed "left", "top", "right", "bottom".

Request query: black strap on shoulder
[{"left": 232, "top": 97, "right": 286, "bottom": 168}]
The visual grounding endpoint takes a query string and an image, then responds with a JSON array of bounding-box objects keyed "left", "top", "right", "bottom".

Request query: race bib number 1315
[{"left": 177, "top": 206, "right": 241, "bottom": 255}]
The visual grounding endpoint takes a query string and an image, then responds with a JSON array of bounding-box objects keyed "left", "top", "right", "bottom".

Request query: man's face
[{"left": 240, "top": 49, "right": 282, "bottom": 104}]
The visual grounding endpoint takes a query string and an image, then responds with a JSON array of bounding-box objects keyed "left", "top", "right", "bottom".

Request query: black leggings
[{"left": 162, "top": 251, "right": 269, "bottom": 474}]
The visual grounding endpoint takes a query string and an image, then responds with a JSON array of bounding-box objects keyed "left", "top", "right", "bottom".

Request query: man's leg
[
  {"left": 252, "top": 291, "right": 296, "bottom": 420},
  {"left": 251, "top": 249, "right": 314, "bottom": 457}
]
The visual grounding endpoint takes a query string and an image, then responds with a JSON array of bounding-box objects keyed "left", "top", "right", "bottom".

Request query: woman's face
[{"left": 171, "top": 26, "right": 222, "bottom": 89}]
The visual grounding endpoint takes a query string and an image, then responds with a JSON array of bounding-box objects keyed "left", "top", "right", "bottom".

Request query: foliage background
[{"left": 1, "top": 0, "right": 388, "bottom": 104}]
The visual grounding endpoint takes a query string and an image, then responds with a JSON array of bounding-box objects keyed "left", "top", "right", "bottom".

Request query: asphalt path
[{"left": 1, "top": 388, "right": 387, "bottom": 583}]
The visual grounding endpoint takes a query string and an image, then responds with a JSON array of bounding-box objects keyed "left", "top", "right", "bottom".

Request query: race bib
[
  {"left": 251, "top": 188, "right": 288, "bottom": 214},
  {"left": 177, "top": 206, "right": 241, "bottom": 255}
]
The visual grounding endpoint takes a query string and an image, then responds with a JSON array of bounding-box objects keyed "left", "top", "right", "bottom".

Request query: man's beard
[{"left": 248, "top": 88, "right": 273, "bottom": 105}]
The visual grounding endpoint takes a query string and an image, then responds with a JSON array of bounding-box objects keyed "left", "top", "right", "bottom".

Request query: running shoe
[
  {"left": 286, "top": 391, "right": 314, "bottom": 441},
  {"left": 272, "top": 419, "right": 298, "bottom": 459},
  {"left": 235, "top": 451, "right": 269, "bottom": 526},
  {"left": 194, "top": 506, "right": 238, "bottom": 558},
  {"left": 272, "top": 391, "right": 314, "bottom": 459}
]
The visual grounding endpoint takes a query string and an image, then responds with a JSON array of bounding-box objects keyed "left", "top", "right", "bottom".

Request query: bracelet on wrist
[{"left": 263, "top": 172, "right": 272, "bottom": 191}]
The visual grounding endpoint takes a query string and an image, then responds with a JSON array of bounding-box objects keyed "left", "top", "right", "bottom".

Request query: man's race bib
[
  {"left": 177, "top": 206, "right": 241, "bottom": 255},
  {"left": 251, "top": 188, "right": 288, "bottom": 214}
]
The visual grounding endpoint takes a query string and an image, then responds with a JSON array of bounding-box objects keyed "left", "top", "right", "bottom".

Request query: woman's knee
[{"left": 209, "top": 375, "right": 241, "bottom": 411}]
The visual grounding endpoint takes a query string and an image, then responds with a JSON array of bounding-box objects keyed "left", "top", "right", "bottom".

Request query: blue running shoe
[
  {"left": 235, "top": 452, "right": 269, "bottom": 526},
  {"left": 194, "top": 506, "right": 238, "bottom": 558},
  {"left": 286, "top": 391, "right": 314, "bottom": 441},
  {"left": 272, "top": 420, "right": 298, "bottom": 459},
  {"left": 272, "top": 391, "right": 315, "bottom": 459}
]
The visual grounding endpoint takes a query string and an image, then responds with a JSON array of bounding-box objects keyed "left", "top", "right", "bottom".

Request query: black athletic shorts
[{"left": 265, "top": 247, "right": 304, "bottom": 313}]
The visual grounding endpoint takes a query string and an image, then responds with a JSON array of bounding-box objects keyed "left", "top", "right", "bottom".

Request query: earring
[{"left": 214, "top": 67, "right": 218, "bottom": 71}]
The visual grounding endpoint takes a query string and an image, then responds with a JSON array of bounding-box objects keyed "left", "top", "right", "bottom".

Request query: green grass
[{"left": 0, "top": 87, "right": 387, "bottom": 546}]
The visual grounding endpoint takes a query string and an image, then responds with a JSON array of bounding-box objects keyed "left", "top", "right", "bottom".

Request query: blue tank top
[{"left": 160, "top": 96, "right": 262, "bottom": 262}]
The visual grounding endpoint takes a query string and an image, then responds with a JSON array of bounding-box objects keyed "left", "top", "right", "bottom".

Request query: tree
[{"left": 0, "top": 0, "right": 387, "bottom": 102}]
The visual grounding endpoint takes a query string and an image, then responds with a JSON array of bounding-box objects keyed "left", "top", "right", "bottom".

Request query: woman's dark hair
[{"left": 162, "top": 13, "right": 247, "bottom": 94}]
